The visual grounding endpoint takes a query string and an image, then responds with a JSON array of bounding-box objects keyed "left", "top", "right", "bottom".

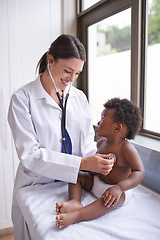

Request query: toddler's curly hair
[{"left": 104, "top": 98, "right": 142, "bottom": 140}]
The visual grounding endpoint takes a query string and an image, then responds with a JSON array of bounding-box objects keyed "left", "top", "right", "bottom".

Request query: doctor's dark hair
[
  {"left": 37, "top": 34, "right": 86, "bottom": 74},
  {"left": 104, "top": 98, "right": 142, "bottom": 140}
]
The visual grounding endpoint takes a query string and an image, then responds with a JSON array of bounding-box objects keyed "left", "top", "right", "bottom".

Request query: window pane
[
  {"left": 88, "top": 9, "right": 131, "bottom": 125},
  {"left": 144, "top": 0, "right": 160, "bottom": 134},
  {"left": 81, "top": 0, "right": 100, "bottom": 11}
]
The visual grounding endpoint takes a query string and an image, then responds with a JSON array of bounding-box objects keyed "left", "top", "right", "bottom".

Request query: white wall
[
  {"left": 0, "top": 0, "right": 77, "bottom": 230},
  {"left": 0, "top": 0, "right": 14, "bottom": 230},
  {"left": 62, "top": 0, "right": 77, "bottom": 35}
]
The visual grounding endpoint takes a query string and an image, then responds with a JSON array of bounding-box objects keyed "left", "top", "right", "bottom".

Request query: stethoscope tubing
[
  {"left": 60, "top": 93, "right": 69, "bottom": 154},
  {"left": 47, "top": 63, "right": 70, "bottom": 154}
]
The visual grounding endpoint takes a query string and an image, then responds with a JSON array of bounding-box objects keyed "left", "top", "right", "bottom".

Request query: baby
[{"left": 56, "top": 98, "right": 145, "bottom": 229}]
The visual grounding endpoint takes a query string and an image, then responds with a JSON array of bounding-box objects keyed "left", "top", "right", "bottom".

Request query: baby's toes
[
  {"left": 56, "top": 202, "right": 62, "bottom": 213},
  {"left": 56, "top": 215, "right": 64, "bottom": 229}
]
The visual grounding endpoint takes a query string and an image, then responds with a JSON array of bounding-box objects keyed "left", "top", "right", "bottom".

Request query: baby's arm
[
  {"left": 116, "top": 142, "right": 145, "bottom": 191},
  {"left": 102, "top": 142, "right": 145, "bottom": 207}
]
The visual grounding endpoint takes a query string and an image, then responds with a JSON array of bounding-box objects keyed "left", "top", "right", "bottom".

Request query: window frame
[
  {"left": 77, "top": 0, "right": 160, "bottom": 140},
  {"left": 139, "top": 0, "right": 160, "bottom": 140}
]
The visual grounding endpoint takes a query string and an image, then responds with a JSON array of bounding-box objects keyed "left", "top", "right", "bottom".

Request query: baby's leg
[
  {"left": 56, "top": 172, "right": 94, "bottom": 214},
  {"left": 69, "top": 171, "right": 94, "bottom": 200},
  {"left": 56, "top": 192, "right": 125, "bottom": 229}
]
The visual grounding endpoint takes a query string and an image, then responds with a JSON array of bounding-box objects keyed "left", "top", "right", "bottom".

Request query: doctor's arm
[
  {"left": 8, "top": 90, "right": 114, "bottom": 183},
  {"left": 8, "top": 91, "right": 82, "bottom": 184}
]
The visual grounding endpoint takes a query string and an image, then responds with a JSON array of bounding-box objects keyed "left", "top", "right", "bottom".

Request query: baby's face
[{"left": 96, "top": 108, "right": 116, "bottom": 138}]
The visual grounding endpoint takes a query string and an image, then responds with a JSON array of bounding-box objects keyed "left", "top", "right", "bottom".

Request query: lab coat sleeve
[{"left": 8, "top": 91, "right": 81, "bottom": 184}]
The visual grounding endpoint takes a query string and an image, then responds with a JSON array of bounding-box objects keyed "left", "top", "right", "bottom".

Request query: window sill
[{"left": 130, "top": 135, "right": 160, "bottom": 153}]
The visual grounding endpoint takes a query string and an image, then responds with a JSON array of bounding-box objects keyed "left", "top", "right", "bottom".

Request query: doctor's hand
[{"left": 80, "top": 153, "right": 114, "bottom": 175}]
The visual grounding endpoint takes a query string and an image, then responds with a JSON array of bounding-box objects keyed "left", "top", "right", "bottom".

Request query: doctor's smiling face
[{"left": 48, "top": 56, "right": 84, "bottom": 91}]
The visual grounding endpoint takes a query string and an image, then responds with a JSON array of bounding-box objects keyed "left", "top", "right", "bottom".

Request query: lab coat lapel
[
  {"left": 44, "top": 96, "right": 61, "bottom": 109},
  {"left": 33, "top": 76, "right": 61, "bottom": 109}
]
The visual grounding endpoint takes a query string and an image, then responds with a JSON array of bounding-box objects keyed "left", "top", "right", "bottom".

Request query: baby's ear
[{"left": 114, "top": 124, "right": 122, "bottom": 132}]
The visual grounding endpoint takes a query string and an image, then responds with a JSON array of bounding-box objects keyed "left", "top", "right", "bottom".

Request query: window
[
  {"left": 80, "top": 0, "right": 101, "bottom": 12},
  {"left": 88, "top": 9, "right": 131, "bottom": 125},
  {"left": 142, "top": 0, "right": 160, "bottom": 135},
  {"left": 77, "top": 0, "right": 160, "bottom": 139}
]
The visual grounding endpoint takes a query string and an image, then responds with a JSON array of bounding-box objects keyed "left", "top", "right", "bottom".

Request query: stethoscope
[{"left": 47, "top": 63, "right": 72, "bottom": 154}]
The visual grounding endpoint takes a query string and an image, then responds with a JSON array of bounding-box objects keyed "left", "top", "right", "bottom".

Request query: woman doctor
[{"left": 8, "top": 34, "right": 114, "bottom": 240}]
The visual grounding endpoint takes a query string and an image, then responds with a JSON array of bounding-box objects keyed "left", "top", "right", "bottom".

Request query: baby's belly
[{"left": 98, "top": 166, "right": 131, "bottom": 185}]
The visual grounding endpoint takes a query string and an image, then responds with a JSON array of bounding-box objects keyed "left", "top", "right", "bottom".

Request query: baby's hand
[{"left": 102, "top": 185, "right": 123, "bottom": 208}]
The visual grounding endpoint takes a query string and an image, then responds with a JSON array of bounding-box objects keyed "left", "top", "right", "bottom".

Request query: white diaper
[{"left": 91, "top": 175, "right": 132, "bottom": 205}]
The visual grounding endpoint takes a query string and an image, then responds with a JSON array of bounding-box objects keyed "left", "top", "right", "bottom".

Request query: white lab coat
[{"left": 8, "top": 76, "right": 96, "bottom": 239}]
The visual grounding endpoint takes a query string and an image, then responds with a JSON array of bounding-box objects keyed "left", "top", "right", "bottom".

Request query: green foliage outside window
[
  {"left": 148, "top": 0, "right": 160, "bottom": 45},
  {"left": 97, "top": 0, "right": 160, "bottom": 54}
]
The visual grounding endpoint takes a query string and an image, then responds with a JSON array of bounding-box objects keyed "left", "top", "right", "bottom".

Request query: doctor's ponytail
[
  {"left": 36, "top": 34, "right": 86, "bottom": 75},
  {"left": 36, "top": 52, "right": 48, "bottom": 74}
]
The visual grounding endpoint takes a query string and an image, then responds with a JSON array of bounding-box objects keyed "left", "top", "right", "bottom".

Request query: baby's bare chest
[{"left": 97, "top": 141, "right": 128, "bottom": 167}]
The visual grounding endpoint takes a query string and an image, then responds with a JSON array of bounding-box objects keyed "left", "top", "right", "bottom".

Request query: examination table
[{"left": 17, "top": 142, "right": 160, "bottom": 240}]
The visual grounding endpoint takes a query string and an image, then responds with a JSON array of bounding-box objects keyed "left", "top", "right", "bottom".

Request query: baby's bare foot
[
  {"left": 56, "top": 200, "right": 82, "bottom": 214},
  {"left": 56, "top": 211, "right": 79, "bottom": 230}
]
